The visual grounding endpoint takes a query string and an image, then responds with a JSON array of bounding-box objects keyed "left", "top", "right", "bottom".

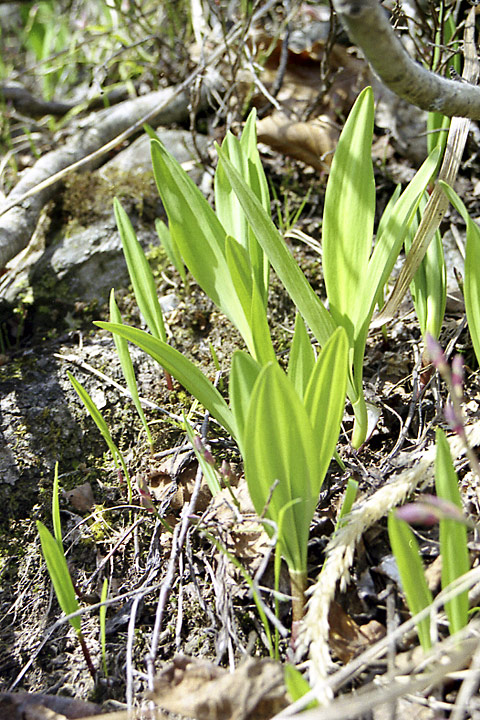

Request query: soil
[{"left": 1, "top": 3, "right": 480, "bottom": 719}]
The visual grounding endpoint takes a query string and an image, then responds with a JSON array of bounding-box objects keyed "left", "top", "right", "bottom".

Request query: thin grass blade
[{"left": 109, "top": 290, "right": 153, "bottom": 446}]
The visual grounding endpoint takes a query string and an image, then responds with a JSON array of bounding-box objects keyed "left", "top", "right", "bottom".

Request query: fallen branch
[
  {"left": 0, "top": 74, "right": 220, "bottom": 269},
  {"left": 331, "top": 0, "right": 480, "bottom": 119}
]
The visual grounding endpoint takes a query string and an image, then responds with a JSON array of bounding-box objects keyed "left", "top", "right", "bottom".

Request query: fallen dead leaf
[
  {"left": 328, "top": 601, "right": 386, "bottom": 664},
  {"left": 151, "top": 655, "right": 288, "bottom": 720},
  {"left": 63, "top": 482, "right": 95, "bottom": 512}
]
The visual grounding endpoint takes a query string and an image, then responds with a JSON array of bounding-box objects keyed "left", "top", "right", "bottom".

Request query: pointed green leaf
[
  {"left": 52, "top": 461, "right": 62, "bottom": 550},
  {"left": 95, "top": 322, "right": 237, "bottom": 439},
  {"left": 388, "top": 511, "right": 433, "bottom": 651},
  {"left": 37, "top": 521, "right": 81, "bottom": 633},
  {"left": 435, "top": 428, "right": 469, "bottom": 634},
  {"left": 304, "top": 327, "right": 348, "bottom": 492},
  {"left": 287, "top": 313, "right": 316, "bottom": 399},
  {"left": 114, "top": 198, "right": 166, "bottom": 342},
  {"left": 323, "top": 87, "right": 375, "bottom": 330}
]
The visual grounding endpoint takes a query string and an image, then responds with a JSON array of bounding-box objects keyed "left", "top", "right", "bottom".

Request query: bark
[
  {"left": 0, "top": 72, "right": 220, "bottom": 269},
  {"left": 331, "top": 0, "right": 480, "bottom": 120}
]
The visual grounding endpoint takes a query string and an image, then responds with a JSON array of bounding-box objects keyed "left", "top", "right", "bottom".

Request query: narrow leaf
[
  {"left": 109, "top": 290, "right": 153, "bottom": 445},
  {"left": 37, "top": 521, "right": 81, "bottom": 633},
  {"left": 388, "top": 512, "right": 433, "bottom": 651},
  {"left": 287, "top": 313, "right": 316, "bottom": 399},
  {"left": 440, "top": 181, "right": 480, "bottom": 367},
  {"left": 435, "top": 428, "right": 469, "bottom": 634},
  {"left": 95, "top": 322, "right": 237, "bottom": 439},
  {"left": 150, "top": 139, "right": 252, "bottom": 344},
  {"left": 114, "top": 198, "right": 166, "bottom": 341},
  {"left": 304, "top": 326, "right": 349, "bottom": 492}
]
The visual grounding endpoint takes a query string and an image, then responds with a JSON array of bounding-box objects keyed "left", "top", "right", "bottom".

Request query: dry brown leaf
[
  {"left": 257, "top": 114, "right": 339, "bottom": 171},
  {"left": 328, "top": 601, "right": 386, "bottom": 664},
  {"left": 63, "top": 482, "right": 95, "bottom": 512},
  {"left": 151, "top": 655, "right": 288, "bottom": 720},
  {"left": 0, "top": 692, "right": 100, "bottom": 719}
]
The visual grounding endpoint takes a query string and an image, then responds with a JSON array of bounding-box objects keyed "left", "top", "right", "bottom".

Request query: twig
[{"left": 332, "top": 0, "right": 480, "bottom": 118}]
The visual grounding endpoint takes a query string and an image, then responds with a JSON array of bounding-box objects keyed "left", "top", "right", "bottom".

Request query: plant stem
[
  {"left": 290, "top": 569, "right": 308, "bottom": 643},
  {"left": 351, "top": 393, "right": 368, "bottom": 449},
  {"left": 77, "top": 632, "right": 96, "bottom": 680}
]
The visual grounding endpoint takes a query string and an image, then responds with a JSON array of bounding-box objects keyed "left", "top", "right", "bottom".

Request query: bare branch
[{"left": 332, "top": 0, "right": 480, "bottom": 120}]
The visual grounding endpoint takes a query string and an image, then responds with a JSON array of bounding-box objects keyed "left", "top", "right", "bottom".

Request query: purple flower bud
[
  {"left": 220, "top": 460, "right": 231, "bottom": 478},
  {"left": 451, "top": 355, "right": 464, "bottom": 398},
  {"left": 193, "top": 435, "right": 204, "bottom": 454},
  {"left": 426, "top": 334, "right": 448, "bottom": 373},
  {"left": 444, "top": 401, "right": 464, "bottom": 436},
  {"left": 203, "top": 448, "right": 215, "bottom": 466},
  {"left": 396, "top": 502, "right": 439, "bottom": 527}
]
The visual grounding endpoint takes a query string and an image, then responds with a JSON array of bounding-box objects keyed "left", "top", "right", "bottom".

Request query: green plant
[
  {"left": 216, "top": 91, "right": 440, "bottom": 447},
  {"left": 92, "top": 89, "right": 446, "bottom": 621},
  {"left": 388, "top": 428, "right": 470, "bottom": 650},
  {"left": 36, "top": 463, "right": 95, "bottom": 678},
  {"left": 405, "top": 193, "right": 446, "bottom": 344},
  {"left": 439, "top": 182, "right": 480, "bottom": 369}
]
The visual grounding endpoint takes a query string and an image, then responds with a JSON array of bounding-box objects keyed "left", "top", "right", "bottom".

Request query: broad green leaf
[
  {"left": 95, "top": 322, "right": 237, "bottom": 439},
  {"left": 440, "top": 181, "right": 480, "bottom": 367},
  {"left": 388, "top": 511, "right": 433, "bottom": 651},
  {"left": 37, "top": 521, "right": 81, "bottom": 633},
  {"left": 229, "top": 350, "right": 262, "bottom": 448},
  {"left": 155, "top": 218, "right": 188, "bottom": 286},
  {"left": 304, "top": 326, "right": 348, "bottom": 491},
  {"left": 215, "top": 144, "right": 337, "bottom": 348},
  {"left": 243, "top": 362, "right": 318, "bottom": 573},
  {"left": 109, "top": 290, "right": 153, "bottom": 445},
  {"left": 150, "top": 139, "right": 252, "bottom": 345},
  {"left": 435, "top": 428, "right": 469, "bottom": 634},
  {"left": 68, "top": 372, "right": 131, "bottom": 501},
  {"left": 322, "top": 87, "right": 375, "bottom": 333},
  {"left": 287, "top": 313, "right": 316, "bottom": 399},
  {"left": 114, "top": 198, "right": 166, "bottom": 342}
]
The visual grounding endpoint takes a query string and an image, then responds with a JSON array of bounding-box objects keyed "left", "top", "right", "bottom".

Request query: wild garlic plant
[{"left": 83, "top": 88, "right": 439, "bottom": 621}]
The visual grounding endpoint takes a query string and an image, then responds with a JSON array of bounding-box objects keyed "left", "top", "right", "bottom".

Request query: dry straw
[{"left": 301, "top": 419, "right": 480, "bottom": 702}]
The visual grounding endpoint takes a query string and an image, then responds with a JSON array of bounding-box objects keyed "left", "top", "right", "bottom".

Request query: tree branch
[{"left": 331, "top": 0, "right": 480, "bottom": 120}]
